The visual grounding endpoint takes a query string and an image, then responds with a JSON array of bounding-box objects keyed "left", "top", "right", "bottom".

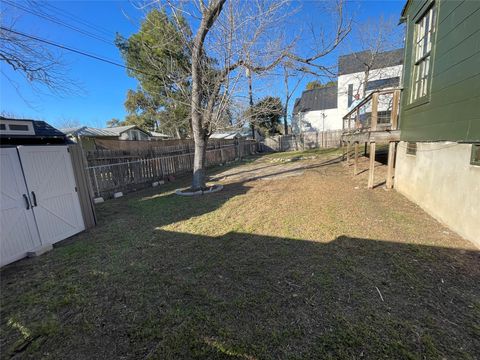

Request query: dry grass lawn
[{"left": 1, "top": 149, "right": 479, "bottom": 359}]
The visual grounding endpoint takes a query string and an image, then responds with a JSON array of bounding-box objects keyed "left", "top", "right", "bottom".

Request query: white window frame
[{"left": 410, "top": 4, "right": 436, "bottom": 104}]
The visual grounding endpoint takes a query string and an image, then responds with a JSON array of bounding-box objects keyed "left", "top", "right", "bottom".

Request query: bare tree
[
  {"left": 346, "top": 16, "right": 404, "bottom": 97},
  {"left": 0, "top": 22, "right": 71, "bottom": 93},
  {"left": 154, "top": 0, "right": 350, "bottom": 190}
]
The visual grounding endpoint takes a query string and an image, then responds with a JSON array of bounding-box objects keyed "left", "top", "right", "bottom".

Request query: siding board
[{"left": 399, "top": 0, "right": 480, "bottom": 142}]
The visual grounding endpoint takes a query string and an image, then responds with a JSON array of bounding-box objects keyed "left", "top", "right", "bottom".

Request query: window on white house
[
  {"left": 347, "top": 84, "right": 354, "bottom": 107},
  {"left": 410, "top": 4, "right": 436, "bottom": 103}
]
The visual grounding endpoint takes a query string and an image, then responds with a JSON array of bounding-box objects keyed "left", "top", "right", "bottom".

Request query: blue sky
[{"left": 0, "top": 0, "right": 405, "bottom": 129}]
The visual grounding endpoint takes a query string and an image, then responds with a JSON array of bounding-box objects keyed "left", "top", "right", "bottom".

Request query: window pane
[
  {"left": 411, "top": 5, "right": 435, "bottom": 102},
  {"left": 9, "top": 124, "right": 29, "bottom": 131}
]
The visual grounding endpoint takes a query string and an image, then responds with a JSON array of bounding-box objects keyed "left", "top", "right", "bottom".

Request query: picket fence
[
  {"left": 261, "top": 130, "right": 342, "bottom": 152},
  {"left": 86, "top": 140, "right": 257, "bottom": 198}
]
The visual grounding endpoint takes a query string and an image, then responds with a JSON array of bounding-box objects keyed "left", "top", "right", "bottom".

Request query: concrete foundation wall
[{"left": 395, "top": 141, "right": 480, "bottom": 247}]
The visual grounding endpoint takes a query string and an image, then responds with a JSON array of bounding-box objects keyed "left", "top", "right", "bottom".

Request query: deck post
[
  {"left": 367, "top": 142, "right": 376, "bottom": 189},
  {"left": 346, "top": 141, "right": 351, "bottom": 165},
  {"left": 354, "top": 142, "right": 359, "bottom": 176},
  {"left": 391, "top": 90, "right": 400, "bottom": 130},
  {"left": 386, "top": 141, "right": 396, "bottom": 189}
]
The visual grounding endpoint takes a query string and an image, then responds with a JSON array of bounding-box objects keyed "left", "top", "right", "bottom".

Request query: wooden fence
[
  {"left": 68, "top": 144, "right": 97, "bottom": 228},
  {"left": 86, "top": 140, "right": 257, "bottom": 198},
  {"left": 92, "top": 137, "right": 235, "bottom": 153},
  {"left": 260, "top": 130, "right": 342, "bottom": 152}
]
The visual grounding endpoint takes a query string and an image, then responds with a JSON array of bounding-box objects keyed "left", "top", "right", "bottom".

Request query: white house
[
  {"left": 293, "top": 48, "right": 404, "bottom": 133},
  {"left": 292, "top": 84, "right": 339, "bottom": 133}
]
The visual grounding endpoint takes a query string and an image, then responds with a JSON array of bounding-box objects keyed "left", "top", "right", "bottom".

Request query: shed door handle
[
  {"left": 31, "top": 191, "right": 37, "bottom": 207},
  {"left": 23, "top": 194, "right": 30, "bottom": 210}
]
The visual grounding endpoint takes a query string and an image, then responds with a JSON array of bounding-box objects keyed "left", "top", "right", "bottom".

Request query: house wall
[
  {"left": 337, "top": 65, "right": 403, "bottom": 120},
  {"left": 295, "top": 108, "right": 340, "bottom": 132},
  {"left": 399, "top": 0, "right": 480, "bottom": 142},
  {"left": 395, "top": 142, "right": 480, "bottom": 246}
]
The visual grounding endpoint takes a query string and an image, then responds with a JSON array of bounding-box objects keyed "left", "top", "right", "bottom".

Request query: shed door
[
  {"left": 0, "top": 148, "right": 42, "bottom": 266},
  {"left": 18, "top": 146, "right": 85, "bottom": 245}
]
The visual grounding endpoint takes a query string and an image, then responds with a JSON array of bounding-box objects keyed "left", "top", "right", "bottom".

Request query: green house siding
[{"left": 400, "top": 0, "right": 480, "bottom": 142}]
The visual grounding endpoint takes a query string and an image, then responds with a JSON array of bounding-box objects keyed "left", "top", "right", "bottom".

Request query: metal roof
[
  {"left": 338, "top": 48, "right": 404, "bottom": 76},
  {"left": 61, "top": 126, "right": 117, "bottom": 137},
  {"left": 292, "top": 84, "right": 338, "bottom": 115},
  {"left": 60, "top": 125, "right": 149, "bottom": 137},
  {"left": 103, "top": 125, "right": 139, "bottom": 136}
]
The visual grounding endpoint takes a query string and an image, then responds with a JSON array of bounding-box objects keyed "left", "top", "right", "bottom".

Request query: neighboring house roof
[
  {"left": 338, "top": 48, "right": 404, "bottom": 76},
  {"left": 61, "top": 126, "right": 118, "bottom": 137},
  {"left": 0, "top": 117, "right": 65, "bottom": 138},
  {"left": 61, "top": 125, "right": 150, "bottom": 137},
  {"left": 210, "top": 131, "right": 242, "bottom": 139},
  {"left": 293, "top": 84, "right": 338, "bottom": 115},
  {"left": 103, "top": 125, "right": 143, "bottom": 136}
]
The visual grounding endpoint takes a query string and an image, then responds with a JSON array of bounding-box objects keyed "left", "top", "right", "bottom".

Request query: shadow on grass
[{"left": 1, "top": 227, "right": 479, "bottom": 359}]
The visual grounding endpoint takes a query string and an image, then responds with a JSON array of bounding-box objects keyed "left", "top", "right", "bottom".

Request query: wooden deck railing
[{"left": 341, "top": 88, "right": 402, "bottom": 189}]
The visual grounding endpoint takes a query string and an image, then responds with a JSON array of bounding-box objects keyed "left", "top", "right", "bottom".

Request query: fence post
[
  {"left": 92, "top": 168, "right": 100, "bottom": 197},
  {"left": 236, "top": 138, "right": 240, "bottom": 160}
]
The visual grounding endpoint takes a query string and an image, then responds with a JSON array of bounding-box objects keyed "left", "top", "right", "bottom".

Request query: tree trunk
[
  {"left": 283, "top": 67, "right": 289, "bottom": 135},
  {"left": 362, "top": 68, "right": 370, "bottom": 98},
  {"left": 192, "top": 135, "right": 207, "bottom": 190},
  {"left": 248, "top": 69, "right": 255, "bottom": 139},
  {"left": 191, "top": 26, "right": 206, "bottom": 190}
]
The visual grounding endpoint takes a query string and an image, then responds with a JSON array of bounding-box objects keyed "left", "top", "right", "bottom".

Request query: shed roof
[
  {"left": 293, "top": 84, "right": 338, "bottom": 115},
  {"left": 338, "top": 48, "right": 404, "bottom": 76},
  {"left": 0, "top": 117, "right": 68, "bottom": 144}
]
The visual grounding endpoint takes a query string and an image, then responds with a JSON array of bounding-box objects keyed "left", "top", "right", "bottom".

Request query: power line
[
  {"left": 40, "top": 1, "right": 115, "bottom": 38},
  {"left": 0, "top": 26, "right": 136, "bottom": 72},
  {"left": 3, "top": 0, "right": 114, "bottom": 45}
]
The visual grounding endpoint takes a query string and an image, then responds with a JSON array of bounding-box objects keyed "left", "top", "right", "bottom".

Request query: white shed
[{"left": 0, "top": 117, "right": 95, "bottom": 267}]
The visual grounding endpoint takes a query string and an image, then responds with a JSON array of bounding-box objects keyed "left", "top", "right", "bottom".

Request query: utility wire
[
  {"left": 3, "top": 0, "right": 114, "bottom": 45},
  {"left": 0, "top": 26, "right": 138, "bottom": 72},
  {"left": 39, "top": 1, "right": 115, "bottom": 38}
]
